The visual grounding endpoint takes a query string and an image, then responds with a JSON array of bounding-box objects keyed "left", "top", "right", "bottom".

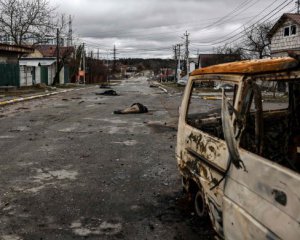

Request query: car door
[
  {"left": 178, "top": 78, "right": 238, "bottom": 235},
  {"left": 222, "top": 81, "right": 300, "bottom": 240}
]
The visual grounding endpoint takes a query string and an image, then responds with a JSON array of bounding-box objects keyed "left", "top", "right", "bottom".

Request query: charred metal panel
[
  {"left": 191, "top": 57, "right": 298, "bottom": 76},
  {"left": 177, "top": 57, "right": 300, "bottom": 239},
  {"left": 223, "top": 197, "right": 280, "bottom": 240},
  {"left": 226, "top": 150, "right": 300, "bottom": 224},
  {"left": 224, "top": 177, "right": 300, "bottom": 239}
]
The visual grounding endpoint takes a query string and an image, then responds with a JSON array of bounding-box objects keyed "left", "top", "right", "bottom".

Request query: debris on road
[
  {"left": 114, "top": 103, "right": 148, "bottom": 114},
  {"left": 202, "top": 96, "right": 222, "bottom": 100},
  {"left": 96, "top": 90, "right": 118, "bottom": 96}
]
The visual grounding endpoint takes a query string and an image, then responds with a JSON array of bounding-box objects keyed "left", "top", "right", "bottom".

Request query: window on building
[
  {"left": 284, "top": 25, "right": 297, "bottom": 37},
  {"left": 284, "top": 26, "right": 290, "bottom": 36},
  {"left": 291, "top": 25, "right": 297, "bottom": 35}
]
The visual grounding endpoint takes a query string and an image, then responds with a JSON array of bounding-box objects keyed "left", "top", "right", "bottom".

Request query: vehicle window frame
[{"left": 185, "top": 79, "right": 239, "bottom": 140}]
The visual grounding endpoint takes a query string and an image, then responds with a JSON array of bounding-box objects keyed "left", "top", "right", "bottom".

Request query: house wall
[
  {"left": 35, "top": 67, "right": 41, "bottom": 84},
  {"left": 26, "top": 50, "right": 43, "bottom": 58},
  {"left": 271, "top": 19, "right": 300, "bottom": 56},
  {"left": 190, "top": 62, "right": 196, "bottom": 72},
  {"left": 0, "top": 54, "right": 18, "bottom": 64},
  {"left": 20, "top": 66, "right": 34, "bottom": 86},
  {"left": 48, "top": 64, "right": 56, "bottom": 85},
  {"left": 59, "top": 66, "right": 65, "bottom": 84}
]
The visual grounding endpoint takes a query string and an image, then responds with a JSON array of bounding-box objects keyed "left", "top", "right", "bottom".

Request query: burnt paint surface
[{"left": 188, "top": 132, "right": 219, "bottom": 162}]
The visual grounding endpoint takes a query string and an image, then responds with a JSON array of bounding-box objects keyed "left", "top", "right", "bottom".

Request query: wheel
[
  {"left": 194, "top": 189, "right": 208, "bottom": 218},
  {"left": 181, "top": 176, "right": 188, "bottom": 193}
]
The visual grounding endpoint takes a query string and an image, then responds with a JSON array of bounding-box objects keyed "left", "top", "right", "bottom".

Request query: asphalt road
[{"left": 0, "top": 77, "right": 214, "bottom": 240}]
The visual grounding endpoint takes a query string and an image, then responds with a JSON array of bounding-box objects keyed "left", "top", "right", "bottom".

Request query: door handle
[{"left": 272, "top": 189, "right": 287, "bottom": 206}]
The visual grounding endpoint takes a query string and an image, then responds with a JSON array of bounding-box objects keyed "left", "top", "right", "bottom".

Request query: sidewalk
[{"left": 0, "top": 86, "right": 89, "bottom": 107}]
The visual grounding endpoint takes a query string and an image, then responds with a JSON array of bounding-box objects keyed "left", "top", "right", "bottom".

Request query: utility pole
[
  {"left": 97, "top": 48, "right": 100, "bottom": 60},
  {"left": 173, "top": 45, "right": 177, "bottom": 60},
  {"left": 56, "top": 28, "right": 60, "bottom": 84},
  {"left": 184, "top": 31, "right": 190, "bottom": 76},
  {"left": 113, "top": 45, "right": 117, "bottom": 73},
  {"left": 173, "top": 45, "right": 177, "bottom": 82},
  {"left": 106, "top": 51, "right": 110, "bottom": 86},
  {"left": 82, "top": 43, "right": 86, "bottom": 84},
  {"left": 176, "top": 44, "right": 183, "bottom": 82},
  {"left": 67, "top": 15, "right": 73, "bottom": 47}
]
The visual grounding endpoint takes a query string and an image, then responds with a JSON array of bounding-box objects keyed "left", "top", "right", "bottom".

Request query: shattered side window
[
  {"left": 241, "top": 80, "right": 300, "bottom": 173},
  {"left": 186, "top": 80, "right": 236, "bottom": 140},
  {"left": 259, "top": 80, "right": 288, "bottom": 110}
]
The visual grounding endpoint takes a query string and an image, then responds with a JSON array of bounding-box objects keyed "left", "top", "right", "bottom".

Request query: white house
[
  {"left": 189, "top": 58, "right": 198, "bottom": 72},
  {"left": 19, "top": 58, "right": 56, "bottom": 86},
  {"left": 268, "top": 13, "right": 300, "bottom": 57}
]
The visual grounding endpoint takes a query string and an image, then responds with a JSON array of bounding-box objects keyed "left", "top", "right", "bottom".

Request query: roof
[
  {"left": 19, "top": 58, "right": 56, "bottom": 67},
  {"left": 268, "top": 13, "right": 300, "bottom": 38},
  {"left": 191, "top": 57, "right": 298, "bottom": 76},
  {"left": 34, "top": 45, "right": 74, "bottom": 58},
  {"left": 0, "top": 43, "right": 33, "bottom": 54}
]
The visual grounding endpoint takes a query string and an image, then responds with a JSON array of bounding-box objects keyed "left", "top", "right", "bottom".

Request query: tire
[
  {"left": 181, "top": 176, "right": 188, "bottom": 193},
  {"left": 194, "top": 189, "right": 208, "bottom": 218}
]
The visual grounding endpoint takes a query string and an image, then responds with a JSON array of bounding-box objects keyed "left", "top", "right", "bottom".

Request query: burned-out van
[{"left": 176, "top": 57, "right": 300, "bottom": 239}]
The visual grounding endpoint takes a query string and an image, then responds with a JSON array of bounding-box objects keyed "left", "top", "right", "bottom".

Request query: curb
[{"left": 0, "top": 87, "right": 90, "bottom": 107}]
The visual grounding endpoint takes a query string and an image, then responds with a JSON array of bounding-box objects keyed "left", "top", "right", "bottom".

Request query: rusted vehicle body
[{"left": 176, "top": 57, "right": 300, "bottom": 239}]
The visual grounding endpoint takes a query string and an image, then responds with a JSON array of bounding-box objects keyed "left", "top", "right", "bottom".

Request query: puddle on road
[
  {"left": 0, "top": 235, "right": 23, "bottom": 240},
  {"left": 58, "top": 123, "right": 81, "bottom": 132},
  {"left": 112, "top": 140, "right": 138, "bottom": 146},
  {"left": 33, "top": 169, "right": 78, "bottom": 182},
  {"left": 25, "top": 184, "right": 48, "bottom": 193},
  {"left": 0, "top": 135, "right": 15, "bottom": 139},
  {"left": 10, "top": 126, "right": 31, "bottom": 132},
  {"left": 107, "top": 124, "right": 149, "bottom": 135},
  {"left": 84, "top": 117, "right": 127, "bottom": 124},
  {"left": 85, "top": 104, "right": 96, "bottom": 108},
  {"left": 71, "top": 219, "right": 123, "bottom": 237},
  {"left": 17, "top": 161, "right": 35, "bottom": 167},
  {"left": 19, "top": 168, "right": 79, "bottom": 194}
]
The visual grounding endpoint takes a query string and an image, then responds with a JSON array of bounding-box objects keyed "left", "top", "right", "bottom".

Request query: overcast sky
[{"left": 53, "top": 0, "right": 296, "bottom": 59}]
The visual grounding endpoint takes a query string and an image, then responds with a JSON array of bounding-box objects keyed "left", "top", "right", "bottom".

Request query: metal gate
[
  {"left": 0, "top": 63, "right": 20, "bottom": 87},
  {"left": 64, "top": 66, "right": 70, "bottom": 84},
  {"left": 40, "top": 66, "right": 48, "bottom": 85}
]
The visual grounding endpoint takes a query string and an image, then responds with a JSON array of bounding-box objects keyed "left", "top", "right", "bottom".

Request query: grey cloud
[{"left": 53, "top": 0, "right": 293, "bottom": 58}]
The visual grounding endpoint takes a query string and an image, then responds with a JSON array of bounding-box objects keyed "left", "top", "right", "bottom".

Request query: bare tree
[
  {"left": 0, "top": 0, "right": 56, "bottom": 45},
  {"left": 215, "top": 44, "right": 248, "bottom": 59},
  {"left": 242, "top": 23, "right": 272, "bottom": 59}
]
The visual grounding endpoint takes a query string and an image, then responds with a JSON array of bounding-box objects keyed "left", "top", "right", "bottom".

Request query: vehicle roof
[{"left": 191, "top": 57, "right": 299, "bottom": 76}]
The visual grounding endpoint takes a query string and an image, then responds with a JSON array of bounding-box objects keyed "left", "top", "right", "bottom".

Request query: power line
[
  {"left": 75, "top": 0, "right": 294, "bottom": 58},
  {"left": 191, "top": 0, "right": 293, "bottom": 47},
  {"left": 219, "top": 0, "right": 294, "bottom": 47}
]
